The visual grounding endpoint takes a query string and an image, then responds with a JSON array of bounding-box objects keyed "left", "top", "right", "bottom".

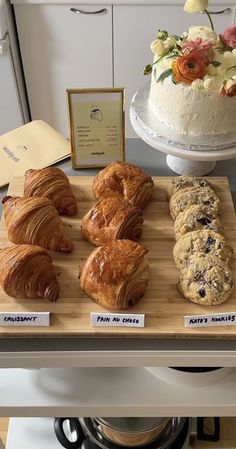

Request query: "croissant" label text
[{"left": 0, "top": 312, "right": 50, "bottom": 326}]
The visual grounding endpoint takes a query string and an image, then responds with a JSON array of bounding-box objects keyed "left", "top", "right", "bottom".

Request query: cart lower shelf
[
  {"left": 4, "top": 417, "right": 236, "bottom": 449},
  {"left": 1, "top": 366, "right": 236, "bottom": 417}
]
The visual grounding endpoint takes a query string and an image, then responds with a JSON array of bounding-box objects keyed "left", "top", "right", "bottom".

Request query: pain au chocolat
[
  {"left": 80, "top": 239, "right": 149, "bottom": 310},
  {"left": 92, "top": 161, "right": 154, "bottom": 209},
  {"left": 81, "top": 195, "right": 143, "bottom": 246}
]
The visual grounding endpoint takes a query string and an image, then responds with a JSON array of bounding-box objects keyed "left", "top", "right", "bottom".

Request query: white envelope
[{"left": 0, "top": 120, "right": 71, "bottom": 187}]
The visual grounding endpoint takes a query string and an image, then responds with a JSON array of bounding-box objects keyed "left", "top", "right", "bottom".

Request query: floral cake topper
[{"left": 143, "top": 0, "right": 236, "bottom": 96}]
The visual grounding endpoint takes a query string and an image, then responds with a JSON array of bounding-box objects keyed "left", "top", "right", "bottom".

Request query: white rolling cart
[{"left": 1, "top": 155, "right": 236, "bottom": 448}]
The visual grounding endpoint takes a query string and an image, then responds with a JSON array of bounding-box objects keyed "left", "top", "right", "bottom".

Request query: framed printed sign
[{"left": 67, "top": 88, "right": 125, "bottom": 168}]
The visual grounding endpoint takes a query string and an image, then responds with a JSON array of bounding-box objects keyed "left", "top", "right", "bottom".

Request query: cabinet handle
[
  {"left": 70, "top": 7, "right": 107, "bottom": 15},
  {"left": 200, "top": 7, "right": 232, "bottom": 14}
]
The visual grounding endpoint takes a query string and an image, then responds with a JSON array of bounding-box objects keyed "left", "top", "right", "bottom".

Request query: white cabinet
[
  {"left": 14, "top": 4, "right": 113, "bottom": 137},
  {"left": 113, "top": 4, "right": 236, "bottom": 137},
  {"left": 13, "top": 2, "right": 236, "bottom": 138}
]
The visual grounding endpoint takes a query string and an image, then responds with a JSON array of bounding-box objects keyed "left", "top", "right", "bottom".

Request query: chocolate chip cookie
[
  {"left": 173, "top": 229, "right": 233, "bottom": 269},
  {"left": 167, "top": 176, "right": 212, "bottom": 199},
  {"left": 169, "top": 187, "right": 220, "bottom": 220},
  {"left": 178, "top": 256, "right": 234, "bottom": 305},
  {"left": 174, "top": 205, "right": 224, "bottom": 241}
]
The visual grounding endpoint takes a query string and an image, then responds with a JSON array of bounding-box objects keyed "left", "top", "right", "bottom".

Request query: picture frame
[{"left": 67, "top": 88, "right": 125, "bottom": 169}]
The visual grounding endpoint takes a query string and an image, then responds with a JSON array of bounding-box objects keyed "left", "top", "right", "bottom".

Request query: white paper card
[
  {"left": 184, "top": 312, "right": 236, "bottom": 328},
  {"left": 91, "top": 313, "right": 145, "bottom": 327},
  {"left": 0, "top": 312, "right": 50, "bottom": 326}
]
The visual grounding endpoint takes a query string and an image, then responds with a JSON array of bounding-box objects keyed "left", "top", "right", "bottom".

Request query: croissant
[
  {"left": 92, "top": 161, "right": 154, "bottom": 208},
  {"left": 81, "top": 195, "right": 143, "bottom": 246},
  {"left": 0, "top": 244, "right": 59, "bottom": 301},
  {"left": 2, "top": 196, "right": 73, "bottom": 253},
  {"left": 24, "top": 167, "right": 77, "bottom": 216},
  {"left": 80, "top": 239, "right": 149, "bottom": 310}
]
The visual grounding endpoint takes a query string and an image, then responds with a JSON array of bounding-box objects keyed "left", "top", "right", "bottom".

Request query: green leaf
[
  {"left": 165, "top": 54, "right": 178, "bottom": 60},
  {"left": 171, "top": 34, "right": 180, "bottom": 40},
  {"left": 225, "top": 64, "right": 236, "bottom": 77},
  {"left": 215, "top": 46, "right": 224, "bottom": 54},
  {"left": 156, "top": 68, "right": 173, "bottom": 83},
  {"left": 172, "top": 73, "right": 177, "bottom": 85},
  {"left": 211, "top": 61, "right": 221, "bottom": 67}
]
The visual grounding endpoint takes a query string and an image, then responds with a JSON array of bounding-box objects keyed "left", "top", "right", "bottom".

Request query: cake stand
[{"left": 130, "top": 82, "right": 236, "bottom": 175}]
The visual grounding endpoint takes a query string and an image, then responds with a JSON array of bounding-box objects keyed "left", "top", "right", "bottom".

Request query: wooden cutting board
[{"left": 0, "top": 176, "right": 236, "bottom": 338}]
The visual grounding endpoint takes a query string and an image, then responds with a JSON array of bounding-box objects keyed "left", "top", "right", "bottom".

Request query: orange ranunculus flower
[{"left": 172, "top": 51, "right": 206, "bottom": 85}]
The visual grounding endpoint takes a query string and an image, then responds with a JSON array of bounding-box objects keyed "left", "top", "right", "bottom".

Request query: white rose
[
  {"left": 223, "top": 51, "right": 236, "bottom": 68},
  {"left": 151, "top": 39, "right": 165, "bottom": 56},
  {"left": 150, "top": 37, "right": 176, "bottom": 57},
  {"left": 188, "top": 26, "right": 217, "bottom": 44},
  {"left": 165, "top": 37, "right": 176, "bottom": 51},
  {"left": 206, "top": 64, "right": 225, "bottom": 77},
  {"left": 207, "top": 64, "right": 218, "bottom": 76},
  {"left": 184, "top": 0, "right": 208, "bottom": 13}
]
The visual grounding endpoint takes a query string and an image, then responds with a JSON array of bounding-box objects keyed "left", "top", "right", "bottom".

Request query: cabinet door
[
  {"left": 14, "top": 4, "right": 113, "bottom": 137},
  {"left": 113, "top": 4, "right": 236, "bottom": 138}
]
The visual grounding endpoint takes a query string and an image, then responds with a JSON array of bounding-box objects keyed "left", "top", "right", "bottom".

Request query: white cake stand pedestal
[
  {"left": 130, "top": 84, "right": 236, "bottom": 176},
  {"left": 166, "top": 156, "right": 215, "bottom": 176}
]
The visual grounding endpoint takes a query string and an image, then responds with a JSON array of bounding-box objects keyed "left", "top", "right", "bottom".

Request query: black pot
[{"left": 54, "top": 417, "right": 220, "bottom": 449}]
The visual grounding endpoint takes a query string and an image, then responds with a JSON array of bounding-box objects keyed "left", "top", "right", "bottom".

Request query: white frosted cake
[{"left": 145, "top": 17, "right": 236, "bottom": 136}]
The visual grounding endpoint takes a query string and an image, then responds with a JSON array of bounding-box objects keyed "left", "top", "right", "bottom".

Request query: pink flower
[
  {"left": 219, "top": 78, "right": 236, "bottom": 97},
  {"left": 220, "top": 25, "right": 236, "bottom": 49},
  {"left": 182, "top": 38, "right": 214, "bottom": 65}
]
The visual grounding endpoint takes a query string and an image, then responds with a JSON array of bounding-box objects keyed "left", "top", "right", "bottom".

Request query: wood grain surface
[
  {"left": 191, "top": 417, "right": 236, "bottom": 448},
  {"left": 0, "top": 418, "right": 8, "bottom": 447},
  {"left": 0, "top": 176, "right": 236, "bottom": 338}
]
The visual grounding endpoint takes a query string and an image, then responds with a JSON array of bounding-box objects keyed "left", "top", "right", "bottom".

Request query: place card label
[
  {"left": 184, "top": 312, "right": 236, "bottom": 328},
  {"left": 91, "top": 313, "right": 145, "bottom": 328},
  {"left": 0, "top": 312, "right": 50, "bottom": 326}
]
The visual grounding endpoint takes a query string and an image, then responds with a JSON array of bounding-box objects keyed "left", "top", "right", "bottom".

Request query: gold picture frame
[{"left": 67, "top": 88, "right": 125, "bottom": 168}]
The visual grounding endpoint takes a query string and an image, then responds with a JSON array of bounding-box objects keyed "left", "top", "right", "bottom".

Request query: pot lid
[
  {"left": 95, "top": 417, "right": 168, "bottom": 433},
  {"left": 80, "top": 417, "right": 187, "bottom": 449}
]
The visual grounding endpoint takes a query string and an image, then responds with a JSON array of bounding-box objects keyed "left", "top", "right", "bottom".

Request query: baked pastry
[
  {"left": 80, "top": 239, "right": 149, "bottom": 310},
  {"left": 24, "top": 167, "right": 77, "bottom": 216},
  {"left": 0, "top": 244, "right": 59, "bottom": 301},
  {"left": 81, "top": 195, "right": 143, "bottom": 246},
  {"left": 173, "top": 230, "right": 233, "bottom": 269},
  {"left": 2, "top": 196, "right": 73, "bottom": 253},
  {"left": 167, "top": 176, "right": 212, "bottom": 199},
  {"left": 169, "top": 187, "right": 220, "bottom": 220},
  {"left": 92, "top": 161, "right": 154, "bottom": 208},
  {"left": 174, "top": 205, "right": 224, "bottom": 241},
  {"left": 177, "top": 256, "right": 233, "bottom": 306}
]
